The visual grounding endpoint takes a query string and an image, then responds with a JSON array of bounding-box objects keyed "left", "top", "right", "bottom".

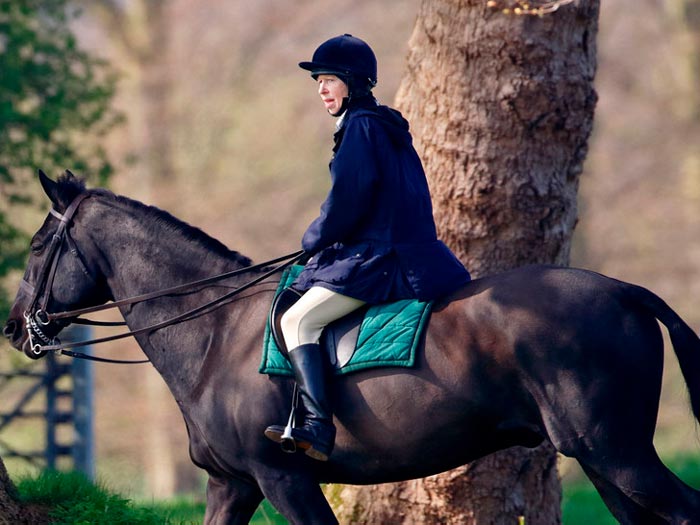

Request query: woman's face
[{"left": 317, "top": 75, "right": 348, "bottom": 115}]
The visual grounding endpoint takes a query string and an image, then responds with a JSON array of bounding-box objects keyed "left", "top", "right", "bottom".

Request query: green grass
[
  {"left": 16, "top": 470, "right": 287, "bottom": 525},
  {"left": 562, "top": 478, "right": 618, "bottom": 525},
  {"left": 17, "top": 470, "right": 169, "bottom": 524},
  {"left": 139, "top": 498, "right": 205, "bottom": 525},
  {"left": 144, "top": 498, "right": 286, "bottom": 525}
]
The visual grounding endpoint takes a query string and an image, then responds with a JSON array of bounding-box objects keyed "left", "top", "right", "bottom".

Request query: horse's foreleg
[
  {"left": 203, "top": 475, "right": 264, "bottom": 525},
  {"left": 257, "top": 472, "right": 338, "bottom": 525}
]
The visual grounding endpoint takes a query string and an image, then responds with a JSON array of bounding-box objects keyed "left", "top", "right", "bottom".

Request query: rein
[
  {"left": 22, "top": 191, "right": 304, "bottom": 363},
  {"left": 41, "top": 251, "right": 304, "bottom": 359},
  {"left": 46, "top": 251, "right": 305, "bottom": 323}
]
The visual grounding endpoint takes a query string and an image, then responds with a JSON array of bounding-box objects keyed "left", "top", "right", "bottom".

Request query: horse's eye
[{"left": 31, "top": 242, "right": 45, "bottom": 254}]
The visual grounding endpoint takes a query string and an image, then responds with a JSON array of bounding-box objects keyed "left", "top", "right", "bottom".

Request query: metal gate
[{"left": 0, "top": 325, "right": 94, "bottom": 479}]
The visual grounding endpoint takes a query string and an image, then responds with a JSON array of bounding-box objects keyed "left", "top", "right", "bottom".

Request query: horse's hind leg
[
  {"left": 579, "top": 463, "right": 665, "bottom": 525},
  {"left": 204, "top": 475, "right": 264, "bottom": 525},
  {"left": 536, "top": 313, "right": 700, "bottom": 523},
  {"left": 577, "top": 450, "right": 700, "bottom": 525}
]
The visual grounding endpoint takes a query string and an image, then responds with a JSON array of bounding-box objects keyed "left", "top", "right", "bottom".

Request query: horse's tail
[{"left": 625, "top": 282, "right": 700, "bottom": 423}]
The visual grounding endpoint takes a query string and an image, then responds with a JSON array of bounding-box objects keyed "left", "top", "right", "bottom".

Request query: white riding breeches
[{"left": 280, "top": 286, "right": 366, "bottom": 350}]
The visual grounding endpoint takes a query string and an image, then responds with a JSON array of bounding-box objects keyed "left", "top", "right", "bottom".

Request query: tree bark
[
  {"left": 668, "top": 0, "right": 700, "bottom": 121},
  {"left": 0, "top": 456, "right": 49, "bottom": 525},
  {"left": 332, "top": 0, "right": 599, "bottom": 523}
]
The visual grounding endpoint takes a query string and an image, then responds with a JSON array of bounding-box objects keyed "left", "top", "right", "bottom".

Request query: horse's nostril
[{"left": 3, "top": 320, "right": 18, "bottom": 339}]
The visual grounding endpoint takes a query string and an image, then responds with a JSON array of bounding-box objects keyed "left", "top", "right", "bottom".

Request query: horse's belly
[{"left": 321, "top": 430, "right": 483, "bottom": 484}]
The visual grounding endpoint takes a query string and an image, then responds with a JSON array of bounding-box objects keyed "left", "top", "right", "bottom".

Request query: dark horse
[{"left": 5, "top": 172, "right": 700, "bottom": 525}]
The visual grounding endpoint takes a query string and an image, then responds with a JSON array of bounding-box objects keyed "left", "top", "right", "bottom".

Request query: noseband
[{"left": 23, "top": 193, "right": 92, "bottom": 355}]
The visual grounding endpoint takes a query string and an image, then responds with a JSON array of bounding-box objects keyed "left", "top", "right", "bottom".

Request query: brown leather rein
[{"left": 22, "top": 192, "right": 304, "bottom": 363}]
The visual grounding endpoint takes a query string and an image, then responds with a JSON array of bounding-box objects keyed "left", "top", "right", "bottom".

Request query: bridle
[
  {"left": 23, "top": 192, "right": 92, "bottom": 355},
  {"left": 22, "top": 192, "right": 304, "bottom": 363}
]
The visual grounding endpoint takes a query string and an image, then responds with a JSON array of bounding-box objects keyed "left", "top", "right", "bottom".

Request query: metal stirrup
[{"left": 280, "top": 384, "right": 300, "bottom": 453}]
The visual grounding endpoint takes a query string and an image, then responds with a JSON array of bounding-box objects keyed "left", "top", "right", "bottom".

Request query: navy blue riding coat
[{"left": 294, "top": 96, "right": 471, "bottom": 303}]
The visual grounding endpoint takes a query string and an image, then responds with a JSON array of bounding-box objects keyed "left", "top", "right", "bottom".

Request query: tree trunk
[
  {"left": 668, "top": 0, "right": 700, "bottom": 121},
  {"left": 0, "top": 456, "right": 49, "bottom": 525},
  {"left": 332, "top": 0, "right": 599, "bottom": 523},
  {"left": 86, "top": 1, "right": 181, "bottom": 498}
]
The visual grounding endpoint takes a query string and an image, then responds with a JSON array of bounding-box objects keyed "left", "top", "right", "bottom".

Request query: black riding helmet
[{"left": 299, "top": 34, "right": 377, "bottom": 113}]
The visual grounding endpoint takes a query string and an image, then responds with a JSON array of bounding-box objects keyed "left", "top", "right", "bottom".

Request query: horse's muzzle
[
  {"left": 3, "top": 318, "right": 47, "bottom": 359},
  {"left": 3, "top": 318, "right": 22, "bottom": 348}
]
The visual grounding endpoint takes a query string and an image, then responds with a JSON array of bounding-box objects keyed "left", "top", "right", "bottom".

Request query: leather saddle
[{"left": 269, "top": 288, "right": 369, "bottom": 369}]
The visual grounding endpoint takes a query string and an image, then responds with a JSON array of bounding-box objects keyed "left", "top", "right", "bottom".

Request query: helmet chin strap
[{"left": 329, "top": 97, "right": 349, "bottom": 117}]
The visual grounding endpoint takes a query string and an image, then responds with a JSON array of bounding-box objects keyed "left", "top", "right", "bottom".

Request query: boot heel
[{"left": 305, "top": 446, "right": 330, "bottom": 462}]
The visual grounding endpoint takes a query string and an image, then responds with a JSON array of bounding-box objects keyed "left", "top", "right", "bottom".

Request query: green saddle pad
[{"left": 259, "top": 265, "right": 433, "bottom": 377}]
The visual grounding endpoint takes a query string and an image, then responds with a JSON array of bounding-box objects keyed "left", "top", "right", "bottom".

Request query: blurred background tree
[{"left": 0, "top": 0, "right": 120, "bottom": 320}]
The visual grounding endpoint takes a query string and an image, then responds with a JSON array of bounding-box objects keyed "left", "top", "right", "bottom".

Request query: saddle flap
[
  {"left": 269, "top": 287, "right": 303, "bottom": 358},
  {"left": 323, "top": 307, "right": 368, "bottom": 368},
  {"left": 264, "top": 266, "right": 431, "bottom": 377}
]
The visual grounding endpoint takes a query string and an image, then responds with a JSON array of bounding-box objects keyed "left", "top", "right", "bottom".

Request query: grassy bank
[
  {"left": 16, "top": 471, "right": 284, "bottom": 525},
  {"left": 17, "top": 453, "right": 700, "bottom": 524}
]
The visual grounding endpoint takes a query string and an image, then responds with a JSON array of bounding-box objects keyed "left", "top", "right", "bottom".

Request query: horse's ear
[
  {"left": 64, "top": 169, "right": 76, "bottom": 179},
  {"left": 38, "top": 169, "right": 59, "bottom": 205}
]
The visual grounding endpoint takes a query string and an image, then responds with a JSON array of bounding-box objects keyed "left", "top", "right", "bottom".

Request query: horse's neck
[
  {"left": 94, "top": 198, "right": 243, "bottom": 299},
  {"left": 88, "top": 197, "right": 252, "bottom": 397}
]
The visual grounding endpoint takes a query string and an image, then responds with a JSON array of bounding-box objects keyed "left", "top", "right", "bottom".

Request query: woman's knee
[
  {"left": 281, "top": 306, "right": 322, "bottom": 348},
  {"left": 281, "top": 287, "right": 364, "bottom": 348}
]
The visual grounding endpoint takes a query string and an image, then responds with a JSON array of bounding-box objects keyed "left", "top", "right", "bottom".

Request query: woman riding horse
[
  {"left": 263, "top": 34, "right": 471, "bottom": 461},
  {"left": 6, "top": 171, "right": 700, "bottom": 523}
]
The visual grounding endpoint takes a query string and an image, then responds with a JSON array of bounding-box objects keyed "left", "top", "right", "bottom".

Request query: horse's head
[{"left": 3, "top": 170, "right": 112, "bottom": 359}]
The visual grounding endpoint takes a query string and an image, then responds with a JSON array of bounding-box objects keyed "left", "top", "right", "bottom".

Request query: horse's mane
[
  {"left": 54, "top": 172, "right": 86, "bottom": 204},
  {"left": 56, "top": 173, "right": 252, "bottom": 266}
]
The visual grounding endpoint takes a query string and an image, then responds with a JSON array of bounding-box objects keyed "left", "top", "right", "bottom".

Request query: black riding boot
[{"left": 264, "top": 343, "right": 336, "bottom": 461}]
